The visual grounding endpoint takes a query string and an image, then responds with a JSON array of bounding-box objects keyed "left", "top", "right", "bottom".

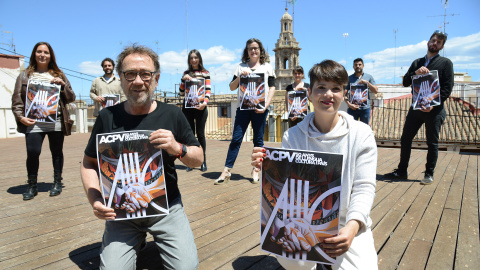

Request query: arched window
[
  {"left": 284, "top": 23, "right": 288, "bottom": 31},
  {"left": 283, "top": 58, "right": 289, "bottom": 69}
]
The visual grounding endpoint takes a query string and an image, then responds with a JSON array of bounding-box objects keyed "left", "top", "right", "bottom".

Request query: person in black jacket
[{"left": 385, "top": 30, "right": 453, "bottom": 185}]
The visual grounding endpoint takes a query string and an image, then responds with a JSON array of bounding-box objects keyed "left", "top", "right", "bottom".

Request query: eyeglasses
[
  {"left": 122, "top": 71, "right": 156, "bottom": 81},
  {"left": 248, "top": 47, "right": 260, "bottom": 52},
  {"left": 433, "top": 30, "right": 448, "bottom": 38}
]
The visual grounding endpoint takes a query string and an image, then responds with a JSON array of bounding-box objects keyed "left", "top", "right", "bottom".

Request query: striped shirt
[{"left": 179, "top": 69, "right": 211, "bottom": 103}]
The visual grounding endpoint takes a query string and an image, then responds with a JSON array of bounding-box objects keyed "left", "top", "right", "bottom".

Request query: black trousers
[
  {"left": 25, "top": 131, "right": 64, "bottom": 176},
  {"left": 398, "top": 106, "right": 446, "bottom": 175},
  {"left": 182, "top": 107, "right": 208, "bottom": 161}
]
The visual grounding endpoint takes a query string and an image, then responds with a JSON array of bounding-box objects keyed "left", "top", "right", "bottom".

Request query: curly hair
[{"left": 241, "top": 38, "right": 267, "bottom": 64}]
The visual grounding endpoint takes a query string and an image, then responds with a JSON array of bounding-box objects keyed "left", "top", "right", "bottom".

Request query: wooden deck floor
[{"left": 0, "top": 133, "right": 478, "bottom": 270}]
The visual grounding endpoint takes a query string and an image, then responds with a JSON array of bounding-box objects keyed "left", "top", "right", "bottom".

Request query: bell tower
[{"left": 273, "top": 8, "right": 301, "bottom": 91}]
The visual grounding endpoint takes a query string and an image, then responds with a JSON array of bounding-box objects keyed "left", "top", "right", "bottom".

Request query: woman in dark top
[{"left": 285, "top": 66, "right": 309, "bottom": 128}]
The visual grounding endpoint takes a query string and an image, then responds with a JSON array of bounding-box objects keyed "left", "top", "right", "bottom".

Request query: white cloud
[
  {"left": 207, "top": 62, "right": 238, "bottom": 85},
  {"left": 78, "top": 61, "right": 103, "bottom": 76},
  {"left": 198, "top": 46, "right": 237, "bottom": 65},
  {"left": 158, "top": 46, "right": 238, "bottom": 75},
  {"left": 362, "top": 32, "right": 480, "bottom": 83}
]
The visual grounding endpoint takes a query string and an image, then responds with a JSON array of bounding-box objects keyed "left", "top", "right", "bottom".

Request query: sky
[{"left": 1, "top": 0, "right": 479, "bottom": 101}]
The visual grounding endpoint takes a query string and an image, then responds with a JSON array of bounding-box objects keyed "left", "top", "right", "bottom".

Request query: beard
[
  {"left": 428, "top": 45, "right": 440, "bottom": 54},
  {"left": 126, "top": 88, "right": 153, "bottom": 106}
]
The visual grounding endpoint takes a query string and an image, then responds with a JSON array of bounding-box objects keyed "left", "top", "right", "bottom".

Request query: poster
[
  {"left": 25, "top": 79, "right": 61, "bottom": 123},
  {"left": 96, "top": 130, "right": 169, "bottom": 220},
  {"left": 287, "top": 90, "right": 308, "bottom": 119},
  {"left": 102, "top": 94, "right": 121, "bottom": 108},
  {"left": 411, "top": 70, "right": 441, "bottom": 110},
  {"left": 260, "top": 147, "right": 343, "bottom": 265},
  {"left": 185, "top": 78, "right": 206, "bottom": 108},
  {"left": 348, "top": 83, "right": 368, "bottom": 108},
  {"left": 239, "top": 73, "right": 265, "bottom": 110}
]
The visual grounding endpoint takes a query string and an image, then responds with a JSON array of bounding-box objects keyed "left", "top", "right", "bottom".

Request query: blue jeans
[
  {"left": 347, "top": 107, "right": 371, "bottom": 125},
  {"left": 225, "top": 108, "right": 268, "bottom": 168},
  {"left": 100, "top": 198, "right": 198, "bottom": 270}
]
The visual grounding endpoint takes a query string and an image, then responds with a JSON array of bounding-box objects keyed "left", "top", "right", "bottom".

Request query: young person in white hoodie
[{"left": 252, "top": 60, "right": 378, "bottom": 270}]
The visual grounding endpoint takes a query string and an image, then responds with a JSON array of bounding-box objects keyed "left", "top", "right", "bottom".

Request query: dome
[{"left": 281, "top": 8, "right": 292, "bottom": 20}]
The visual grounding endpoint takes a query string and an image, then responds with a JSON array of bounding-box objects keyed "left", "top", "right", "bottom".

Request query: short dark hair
[
  {"left": 101, "top": 58, "right": 115, "bottom": 68},
  {"left": 116, "top": 43, "right": 160, "bottom": 74},
  {"left": 309, "top": 60, "right": 348, "bottom": 88},
  {"left": 241, "top": 38, "right": 267, "bottom": 64},
  {"left": 430, "top": 31, "right": 448, "bottom": 45},
  {"left": 353, "top": 58, "right": 363, "bottom": 65}
]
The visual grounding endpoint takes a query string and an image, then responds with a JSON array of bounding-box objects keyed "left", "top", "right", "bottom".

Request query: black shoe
[
  {"left": 420, "top": 174, "right": 434, "bottom": 185},
  {"left": 23, "top": 175, "right": 38, "bottom": 200},
  {"left": 385, "top": 168, "right": 408, "bottom": 179},
  {"left": 50, "top": 172, "right": 63, "bottom": 196},
  {"left": 186, "top": 167, "right": 193, "bottom": 172},
  {"left": 200, "top": 162, "right": 207, "bottom": 172}
]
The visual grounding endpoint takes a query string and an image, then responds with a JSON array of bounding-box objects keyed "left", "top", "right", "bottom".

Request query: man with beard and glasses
[
  {"left": 81, "top": 44, "right": 203, "bottom": 269},
  {"left": 385, "top": 31, "right": 453, "bottom": 185},
  {"left": 344, "top": 58, "right": 378, "bottom": 125},
  {"left": 90, "top": 58, "right": 126, "bottom": 116}
]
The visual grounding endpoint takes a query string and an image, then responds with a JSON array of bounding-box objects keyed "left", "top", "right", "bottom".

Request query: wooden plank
[
  {"left": 455, "top": 155, "right": 480, "bottom": 270},
  {"left": 443, "top": 155, "right": 469, "bottom": 210},
  {"left": 397, "top": 239, "right": 431, "bottom": 270},
  {"left": 217, "top": 245, "right": 278, "bottom": 270},
  {"left": 411, "top": 153, "right": 461, "bottom": 243},
  {"left": 194, "top": 206, "right": 259, "bottom": 248},
  {"left": 199, "top": 231, "right": 259, "bottom": 270},
  {"left": 377, "top": 153, "right": 452, "bottom": 269},
  {"left": 426, "top": 208, "right": 460, "bottom": 270},
  {"left": 198, "top": 221, "right": 259, "bottom": 262}
]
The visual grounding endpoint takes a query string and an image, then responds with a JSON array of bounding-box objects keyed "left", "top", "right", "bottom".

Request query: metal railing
[{"left": 372, "top": 95, "right": 480, "bottom": 146}]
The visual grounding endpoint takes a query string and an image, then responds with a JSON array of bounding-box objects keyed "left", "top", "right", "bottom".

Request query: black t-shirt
[
  {"left": 286, "top": 82, "right": 310, "bottom": 92},
  {"left": 84, "top": 101, "right": 200, "bottom": 204}
]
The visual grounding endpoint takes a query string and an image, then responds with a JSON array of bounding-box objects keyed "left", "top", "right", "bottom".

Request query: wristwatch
[
  {"left": 175, "top": 143, "right": 188, "bottom": 158},
  {"left": 180, "top": 143, "right": 187, "bottom": 158}
]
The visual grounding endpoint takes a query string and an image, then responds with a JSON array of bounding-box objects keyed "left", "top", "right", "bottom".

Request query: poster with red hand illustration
[
  {"left": 239, "top": 73, "right": 265, "bottom": 110},
  {"left": 96, "top": 130, "right": 168, "bottom": 220},
  {"left": 25, "top": 79, "right": 61, "bottom": 123},
  {"left": 261, "top": 147, "right": 343, "bottom": 265},
  {"left": 185, "top": 78, "right": 205, "bottom": 108},
  {"left": 412, "top": 70, "right": 441, "bottom": 110},
  {"left": 287, "top": 90, "right": 308, "bottom": 119},
  {"left": 348, "top": 83, "right": 368, "bottom": 108}
]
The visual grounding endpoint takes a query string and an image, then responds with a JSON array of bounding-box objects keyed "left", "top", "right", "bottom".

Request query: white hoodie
[{"left": 281, "top": 111, "right": 378, "bottom": 270}]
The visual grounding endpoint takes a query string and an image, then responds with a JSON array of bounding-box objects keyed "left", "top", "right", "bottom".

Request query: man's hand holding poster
[
  {"left": 25, "top": 79, "right": 61, "bottom": 123},
  {"left": 348, "top": 83, "right": 368, "bottom": 108},
  {"left": 185, "top": 78, "right": 205, "bottom": 108},
  {"left": 239, "top": 73, "right": 265, "bottom": 110},
  {"left": 412, "top": 70, "right": 441, "bottom": 110},
  {"left": 96, "top": 130, "right": 169, "bottom": 220},
  {"left": 261, "top": 147, "right": 343, "bottom": 265},
  {"left": 102, "top": 94, "right": 121, "bottom": 108}
]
